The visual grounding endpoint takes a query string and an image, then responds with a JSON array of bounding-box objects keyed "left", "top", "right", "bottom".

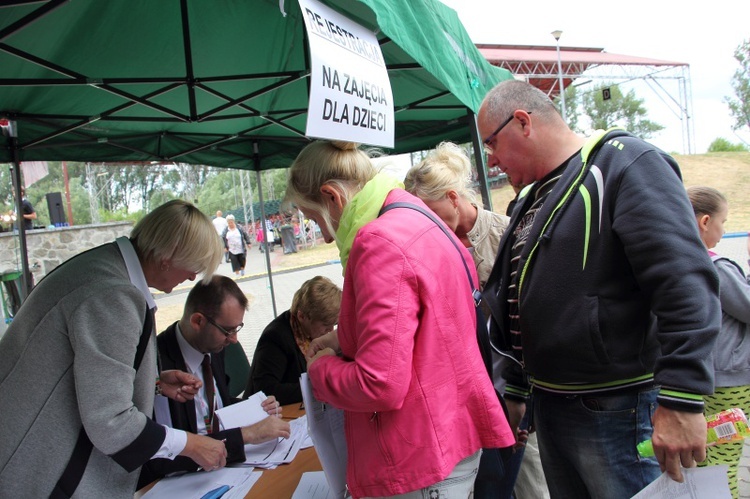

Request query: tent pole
[
  {"left": 467, "top": 109, "right": 492, "bottom": 211},
  {"left": 8, "top": 121, "right": 32, "bottom": 300},
  {"left": 254, "top": 143, "right": 278, "bottom": 317}
]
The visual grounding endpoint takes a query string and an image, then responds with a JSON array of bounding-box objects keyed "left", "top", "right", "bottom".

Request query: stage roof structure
[{"left": 478, "top": 44, "right": 694, "bottom": 154}]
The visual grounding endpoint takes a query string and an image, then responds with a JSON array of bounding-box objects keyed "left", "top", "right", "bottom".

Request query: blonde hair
[
  {"left": 290, "top": 276, "right": 342, "bottom": 325},
  {"left": 284, "top": 140, "right": 377, "bottom": 238},
  {"left": 687, "top": 186, "right": 727, "bottom": 217},
  {"left": 404, "top": 142, "right": 477, "bottom": 204},
  {"left": 131, "top": 199, "right": 223, "bottom": 282}
]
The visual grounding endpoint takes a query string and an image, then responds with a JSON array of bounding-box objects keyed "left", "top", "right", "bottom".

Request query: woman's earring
[{"left": 160, "top": 263, "right": 170, "bottom": 271}]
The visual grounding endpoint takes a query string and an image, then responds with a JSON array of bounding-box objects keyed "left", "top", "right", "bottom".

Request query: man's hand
[
  {"left": 181, "top": 433, "right": 227, "bottom": 471},
  {"left": 261, "top": 395, "right": 282, "bottom": 418},
  {"left": 505, "top": 399, "right": 527, "bottom": 448},
  {"left": 241, "top": 416, "right": 291, "bottom": 445},
  {"left": 650, "top": 406, "right": 707, "bottom": 482},
  {"left": 160, "top": 370, "right": 202, "bottom": 402},
  {"left": 306, "top": 330, "right": 339, "bottom": 358}
]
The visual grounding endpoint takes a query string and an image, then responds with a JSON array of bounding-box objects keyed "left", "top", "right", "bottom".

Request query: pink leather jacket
[{"left": 309, "top": 190, "right": 514, "bottom": 498}]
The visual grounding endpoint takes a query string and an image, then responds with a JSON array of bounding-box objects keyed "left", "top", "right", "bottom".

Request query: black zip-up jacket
[{"left": 483, "top": 129, "right": 720, "bottom": 413}]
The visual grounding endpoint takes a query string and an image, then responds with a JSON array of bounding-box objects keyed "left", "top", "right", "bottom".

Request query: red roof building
[{"left": 477, "top": 44, "right": 694, "bottom": 153}]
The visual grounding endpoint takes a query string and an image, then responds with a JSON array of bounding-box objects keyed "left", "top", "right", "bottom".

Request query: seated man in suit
[{"left": 138, "top": 276, "right": 290, "bottom": 488}]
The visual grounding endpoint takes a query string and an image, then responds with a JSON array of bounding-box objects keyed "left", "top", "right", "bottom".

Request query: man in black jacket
[
  {"left": 479, "top": 80, "right": 720, "bottom": 498},
  {"left": 138, "top": 276, "right": 289, "bottom": 488}
]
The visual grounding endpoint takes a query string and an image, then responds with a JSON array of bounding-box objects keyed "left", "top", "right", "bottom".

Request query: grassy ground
[
  {"left": 490, "top": 152, "right": 750, "bottom": 233},
  {"left": 678, "top": 152, "right": 750, "bottom": 232}
]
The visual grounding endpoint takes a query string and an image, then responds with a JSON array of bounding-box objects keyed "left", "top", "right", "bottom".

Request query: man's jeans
[{"left": 533, "top": 386, "right": 661, "bottom": 499}]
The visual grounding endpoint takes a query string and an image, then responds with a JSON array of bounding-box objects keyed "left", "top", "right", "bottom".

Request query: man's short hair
[
  {"left": 482, "top": 80, "right": 559, "bottom": 123},
  {"left": 184, "top": 275, "right": 248, "bottom": 318}
]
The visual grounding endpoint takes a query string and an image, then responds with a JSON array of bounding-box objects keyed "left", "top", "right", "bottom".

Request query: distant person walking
[
  {"left": 212, "top": 210, "right": 228, "bottom": 235},
  {"left": 221, "top": 215, "right": 251, "bottom": 276},
  {"left": 213, "top": 211, "right": 230, "bottom": 262}
]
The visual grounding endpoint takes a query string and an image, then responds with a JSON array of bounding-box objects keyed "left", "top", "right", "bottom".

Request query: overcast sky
[{"left": 439, "top": 0, "right": 750, "bottom": 154}]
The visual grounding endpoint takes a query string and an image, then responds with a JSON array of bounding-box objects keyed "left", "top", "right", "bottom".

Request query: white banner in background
[{"left": 299, "top": 0, "right": 394, "bottom": 148}]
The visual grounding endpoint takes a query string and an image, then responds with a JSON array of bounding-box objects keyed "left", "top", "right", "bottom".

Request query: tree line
[{"left": 0, "top": 162, "right": 290, "bottom": 228}]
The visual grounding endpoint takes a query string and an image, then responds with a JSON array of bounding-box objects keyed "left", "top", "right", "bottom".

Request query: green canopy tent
[{"left": 0, "top": 0, "right": 513, "bottom": 305}]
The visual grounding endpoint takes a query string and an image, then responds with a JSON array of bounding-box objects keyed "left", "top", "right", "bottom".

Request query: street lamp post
[{"left": 551, "top": 30, "right": 567, "bottom": 122}]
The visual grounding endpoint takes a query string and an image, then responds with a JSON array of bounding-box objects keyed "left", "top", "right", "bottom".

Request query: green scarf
[{"left": 335, "top": 172, "right": 404, "bottom": 272}]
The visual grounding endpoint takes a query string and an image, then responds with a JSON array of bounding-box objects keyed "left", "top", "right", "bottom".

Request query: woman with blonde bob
[
  {"left": 286, "top": 140, "right": 514, "bottom": 499},
  {"left": 248, "top": 275, "right": 342, "bottom": 405},
  {"left": 0, "top": 199, "right": 227, "bottom": 498}
]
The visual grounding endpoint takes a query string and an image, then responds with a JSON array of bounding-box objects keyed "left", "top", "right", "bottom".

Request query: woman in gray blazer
[{"left": 0, "top": 200, "right": 227, "bottom": 498}]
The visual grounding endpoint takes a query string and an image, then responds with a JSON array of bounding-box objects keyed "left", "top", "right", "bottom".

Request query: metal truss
[{"left": 491, "top": 55, "right": 695, "bottom": 154}]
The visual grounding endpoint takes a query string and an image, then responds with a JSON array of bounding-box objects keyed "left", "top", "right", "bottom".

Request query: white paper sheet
[
  {"left": 293, "top": 415, "right": 315, "bottom": 449},
  {"left": 299, "top": 373, "right": 348, "bottom": 499},
  {"left": 243, "top": 418, "right": 305, "bottom": 467},
  {"left": 141, "top": 467, "right": 262, "bottom": 499},
  {"left": 214, "top": 391, "right": 267, "bottom": 431},
  {"left": 292, "top": 471, "right": 334, "bottom": 499},
  {"left": 630, "top": 466, "right": 730, "bottom": 498}
]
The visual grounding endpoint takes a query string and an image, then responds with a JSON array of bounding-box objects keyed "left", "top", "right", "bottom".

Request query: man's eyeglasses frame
[
  {"left": 204, "top": 315, "right": 243, "bottom": 337},
  {"left": 482, "top": 111, "right": 531, "bottom": 156}
]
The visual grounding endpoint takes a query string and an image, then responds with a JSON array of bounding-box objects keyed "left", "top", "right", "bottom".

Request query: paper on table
[
  {"left": 630, "top": 466, "right": 730, "bottom": 498},
  {"left": 214, "top": 391, "right": 267, "bottom": 431},
  {"left": 243, "top": 417, "right": 305, "bottom": 466},
  {"left": 293, "top": 415, "right": 315, "bottom": 449},
  {"left": 299, "top": 373, "right": 348, "bottom": 499},
  {"left": 141, "top": 467, "right": 262, "bottom": 499},
  {"left": 292, "top": 471, "right": 334, "bottom": 499}
]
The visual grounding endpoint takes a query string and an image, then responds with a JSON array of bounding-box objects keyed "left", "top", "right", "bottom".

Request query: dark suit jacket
[
  {"left": 245, "top": 310, "right": 306, "bottom": 405},
  {"left": 137, "top": 322, "right": 245, "bottom": 489}
]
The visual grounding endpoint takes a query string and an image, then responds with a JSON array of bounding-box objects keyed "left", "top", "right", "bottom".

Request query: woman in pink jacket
[{"left": 285, "top": 140, "right": 515, "bottom": 499}]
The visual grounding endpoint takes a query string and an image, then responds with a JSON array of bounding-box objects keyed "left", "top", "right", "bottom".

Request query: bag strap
[
  {"left": 378, "top": 202, "right": 494, "bottom": 376},
  {"left": 379, "top": 202, "right": 481, "bottom": 305},
  {"left": 50, "top": 306, "right": 154, "bottom": 499}
]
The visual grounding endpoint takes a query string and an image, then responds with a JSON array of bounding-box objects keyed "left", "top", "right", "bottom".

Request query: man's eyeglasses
[
  {"left": 205, "top": 315, "right": 243, "bottom": 337},
  {"left": 482, "top": 112, "right": 531, "bottom": 156}
]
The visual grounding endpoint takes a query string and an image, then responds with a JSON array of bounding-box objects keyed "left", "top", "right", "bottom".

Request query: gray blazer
[{"left": 0, "top": 241, "right": 164, "bottom": 498}]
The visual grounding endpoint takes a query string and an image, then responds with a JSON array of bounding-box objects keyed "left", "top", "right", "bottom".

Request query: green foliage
[
  {"left": 99, "top": 208, "right": 142, "bottom": 223},
  {"left": 581, "top": 83, "right": 664, "bottom": 139},
  {"left": 0, "top": 161, "right": 291, "bottom": 227},
  {"left": 708, "top": 137, "right": 749, "bottom": 152},
  {"left": 726, "top": 39, "right": 750, "bottom": 132}
]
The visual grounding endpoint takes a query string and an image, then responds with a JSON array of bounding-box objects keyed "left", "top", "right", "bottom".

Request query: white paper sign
[{"left": 299, "top": 0, "right": 394, "bottom": 147}]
